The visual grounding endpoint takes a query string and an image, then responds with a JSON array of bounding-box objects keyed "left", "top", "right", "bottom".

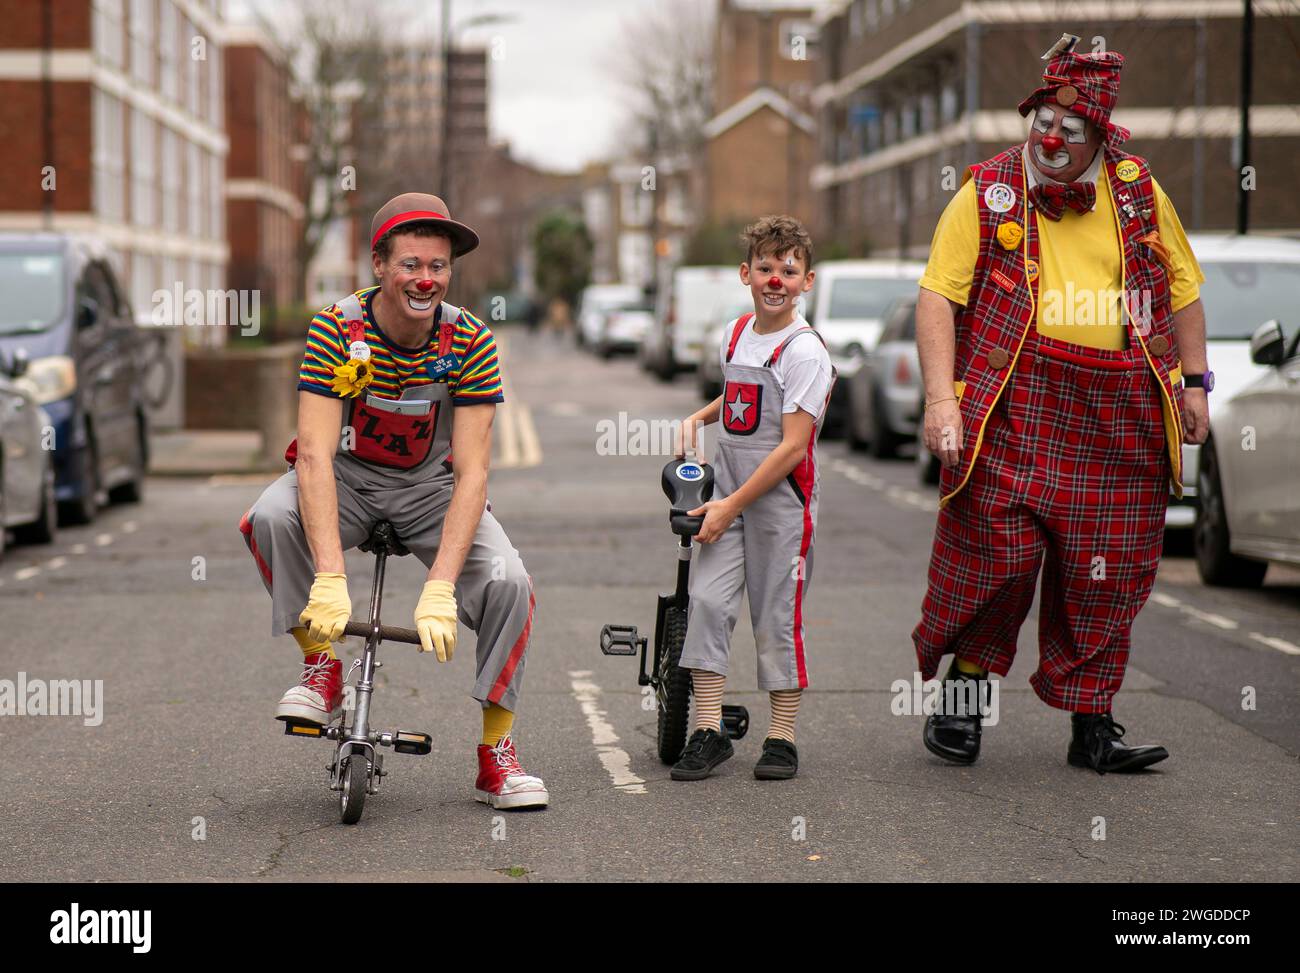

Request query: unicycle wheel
[
  {"left": 340, "top": 750, "right": 369, "bottom": 825},
  {"left": 656, "top": 607, "right": 692, "bottom": 764}
]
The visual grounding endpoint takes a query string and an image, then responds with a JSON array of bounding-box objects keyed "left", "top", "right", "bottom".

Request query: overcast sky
[{"left": 236, "top": 0, "right": 670, "bottom": 174}]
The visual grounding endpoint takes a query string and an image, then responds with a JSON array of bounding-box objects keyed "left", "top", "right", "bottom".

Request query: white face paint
[
  {"left": 1031, "top": 106, "right": 1071, "bottom": 171},
  {"left": 1061, "top": 115, "right": 1088, "bottom": 144}
]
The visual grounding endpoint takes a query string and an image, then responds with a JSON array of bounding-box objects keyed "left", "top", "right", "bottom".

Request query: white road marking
[
  {"left": 568, "top": 669, "right": 646, "bottom": 794},
  {"left": 94, "top": 533, "right": 113, "bottom": 547},
  {"left": 497, "top": 399, "right": 521, "bottom": 468},
  {"left": 1150, "top": 592, "right": 1183, "bottom": 608},
  {"left": 548, "top": 402, "right": 582, "bottom": 417},
  {"left": 1249, "top": 633, "right": 1300, "bottom": 656},
  {"left": 45, "top": 557, "right": 67, "bottom": 570},
  {"left": 13, "top": 567, "right": 40, "bottom": 581},
  {"left": 121, "top": 521, "right": 138, "bottom": 533},
  {"left": 1182, "top": 607, "right": 1238, "bottom": 630},
  {"left": 69, "top": 544, "right": 87, "bottom": 555}
]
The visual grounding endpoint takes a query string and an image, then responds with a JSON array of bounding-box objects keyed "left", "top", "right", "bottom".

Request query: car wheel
[
  {"left": 60, "top": 439, "right": 99, "bottom": 526},
  {"left": 869, "top": 391, "right": 901, "bottom": 459},
  {"left": 13, "top": 454, "right": 57, "bottom": 545},
  {"left": 1194, "top": 439, "right": 1267, "bottom": 588}
]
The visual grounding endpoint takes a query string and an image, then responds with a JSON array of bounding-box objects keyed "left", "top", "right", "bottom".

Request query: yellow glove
[
  {"left": 299, "top": 572, "right": 351, "bottom": 643},
  {"left": 415, "top": 579, "right": 458, "bottom": 662}
]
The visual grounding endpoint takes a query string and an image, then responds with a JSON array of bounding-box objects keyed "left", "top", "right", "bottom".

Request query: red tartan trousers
[{"left": 912, "top": 329, "right": 1170, "bottom": 713}]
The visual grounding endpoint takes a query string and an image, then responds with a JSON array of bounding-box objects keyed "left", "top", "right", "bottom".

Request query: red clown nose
[
  {"left": 1041, "top": 134, "right": 1064, "bottom": 153},
  {"left": 767, "top": 276, "right": 782, "bottom": 290},
  {"left": 415, "top": 279, "right": 434, "bottom": 292}
]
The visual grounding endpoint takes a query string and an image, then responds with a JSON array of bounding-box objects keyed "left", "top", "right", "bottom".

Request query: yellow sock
[
  {"left": 481, "top": 703, "right": 514, "bottom": 746},
  {"left": 292, "top": 626, "right": 336, "bottom": 660},
  {"left": 954, "top": 656, "right": 987, "bottom": 677}
]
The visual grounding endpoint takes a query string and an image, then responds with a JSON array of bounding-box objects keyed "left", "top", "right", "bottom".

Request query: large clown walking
[{"left": 912, "top": 35, "right": 1211, "bottom": 772}]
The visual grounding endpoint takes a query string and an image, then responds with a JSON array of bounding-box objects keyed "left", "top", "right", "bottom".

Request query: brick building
[
  {"left": 702, "top": 0, "right": 826, "bottom": 231},
  {"left": 0, "top": 0, "right": 229, "bottom": 338},
  {"left": 812, "top": 0, "right": 1300, "bottom": 258},
  {"left": 223, "top": 20, "right": 304, "bottom": 318}
]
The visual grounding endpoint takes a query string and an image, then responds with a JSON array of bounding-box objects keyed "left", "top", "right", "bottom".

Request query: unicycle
[
  {"left": 599, "top": 457, "right": 749, "bottom": 763},
  {"left": 281, "top": 520, "right": 434, "bottom": 824}
]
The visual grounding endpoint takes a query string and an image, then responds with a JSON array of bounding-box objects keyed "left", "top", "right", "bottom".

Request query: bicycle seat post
[{"left": 351, "top": 521, "right": 399, "bottom": 744}]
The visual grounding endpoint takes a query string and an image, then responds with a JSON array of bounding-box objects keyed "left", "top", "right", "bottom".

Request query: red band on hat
[{"left": 371, "top": 210, "right": 449, "bottom": 250}]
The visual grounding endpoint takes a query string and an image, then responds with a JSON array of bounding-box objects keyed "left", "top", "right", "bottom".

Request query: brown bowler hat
[{"left": 369, "top": 193, "right": 480, "bottom": 257}]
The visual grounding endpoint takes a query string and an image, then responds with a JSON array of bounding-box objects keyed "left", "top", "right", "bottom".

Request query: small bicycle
[
  {"left": 281, "top": 520, "right": 433, "bottom": 825},
  {"left": 600, "top": 457, "right": 748, "bottom": 763}
]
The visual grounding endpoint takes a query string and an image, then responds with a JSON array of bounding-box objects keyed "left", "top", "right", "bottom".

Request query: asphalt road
[{"left": 1, "top": 325, "right": 1296, "bottom": 882}]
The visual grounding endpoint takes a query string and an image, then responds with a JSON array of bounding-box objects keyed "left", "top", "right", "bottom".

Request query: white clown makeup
[{"left": 1027, "top": 103, "right": 1101, "bottom": 183}]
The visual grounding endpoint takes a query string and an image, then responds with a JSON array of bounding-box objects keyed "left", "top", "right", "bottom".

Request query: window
[
  {"left": 849, "top": 1, "right": 863, "bottom": 38},
  {"left": 940, "top": 83, "right": 960, "bottom": 125},
  {"left": 184, "top": 17, "right": 201, "bottom": 117},
  {"left": 159, "top": 0, "right": 178, "bottom": 104},
  {"left": 129, "top": 0, "right": 154, "bottom": 87},
  {"left": 920, "top": 92, "right": 937, "bottom": 133},
  {"left": 207, "top": 151, "right": 224, "bottom": 242},
  {"left": 160, "top": 127, "right": 180, "bottom": 233},
  {"left": 93, "top": 89, "right": 126, "bottom": 222},
  {"left": 93, "top": 0, "right": 125, "bottom": 70},
  {"left": 186, "top": 141, "right": 202, "bottom": 234},
  {"left": 865, "top": 0, "right": 878, "bottom": 30},
  {"left": 780, "top": 19, "right": 819, "bottom": 60},
  {"left": 130, "top": 108, "right": 156, "bottom": 227}
]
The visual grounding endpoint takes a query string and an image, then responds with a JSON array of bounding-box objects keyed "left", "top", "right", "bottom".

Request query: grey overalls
[
  {"left": 679, "top": 314, "right": 833, "bottom": 691},
  {"left": 239, "top": 295, "right": 534, "bottom": 711}
]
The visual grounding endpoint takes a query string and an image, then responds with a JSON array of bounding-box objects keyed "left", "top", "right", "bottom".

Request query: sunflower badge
[
  {"left": 996, "top": 221, "right": 1024, "bottom": 251},
  {"left": 330, "top": 356, "right": 375, "bottom": 398}
]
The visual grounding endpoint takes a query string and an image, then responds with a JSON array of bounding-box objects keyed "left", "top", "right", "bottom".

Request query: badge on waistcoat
[
  {"left": 1116, "top": 160, "right": 1140, "bottom": 182},
  {"left": 722, "top": 381, "right": 762, "bottom": 435},
  {"left": 996, "top": 221, "right": 1023, "bottom": 250},
  {"left": 984, "top": 183, "right": 1016, "bottom": 213},
  {"left": 425, "top": 353, "right": 459, "bottom": 380}
]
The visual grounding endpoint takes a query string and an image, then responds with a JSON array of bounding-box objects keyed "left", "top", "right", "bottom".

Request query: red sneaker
[
  {"left": 276, "top": 651, "right": 343, "bottom": 726},
  {"left": 475, "top": 735, "right": 549, "bottom": 810}
]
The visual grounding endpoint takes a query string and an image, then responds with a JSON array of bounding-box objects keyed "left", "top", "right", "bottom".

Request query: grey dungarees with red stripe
[
  {"left": 239, "top": 294, "right": 534, "bottom": 711},
  {"left": 678, "top": 314, "right": 833, "bottom": 691}
]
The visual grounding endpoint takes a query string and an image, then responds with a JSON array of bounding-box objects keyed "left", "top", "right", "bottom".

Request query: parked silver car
[
  {"left": 0, "top": 351, "right": 59, "bottom": 558},
  {"left": 845, "top": 295, "right": 922, "bottom": 458},
  {"left": 1194, "top": 320, "right": 1300, "bottom": 587}
]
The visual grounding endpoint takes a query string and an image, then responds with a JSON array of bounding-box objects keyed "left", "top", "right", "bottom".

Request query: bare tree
[
  {"left": 603, "top": 0, "right": 717, "bottom": 160},
  {"left": 258, "top": 0, "right": 390, "bottom": 301}
]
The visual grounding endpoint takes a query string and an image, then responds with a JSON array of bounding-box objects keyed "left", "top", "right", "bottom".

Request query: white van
[{"left": 657, "top": 265, "right": 752, "bottom": 377}]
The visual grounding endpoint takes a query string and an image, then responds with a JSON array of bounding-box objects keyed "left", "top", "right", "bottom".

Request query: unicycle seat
[{"left": 359, "top": 520, "right": 410, "bottom": 558}]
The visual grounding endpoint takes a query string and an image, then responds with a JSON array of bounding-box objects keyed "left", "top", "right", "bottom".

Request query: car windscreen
[
  {"left": 1197, "top": 260, "right": 1300, "bottom": 340},
  {"left": 0, "top": 253, "right": 66, "bottom": 334},
  {"left": 826, "top": 277, "right": 918, "bottom": 321}
]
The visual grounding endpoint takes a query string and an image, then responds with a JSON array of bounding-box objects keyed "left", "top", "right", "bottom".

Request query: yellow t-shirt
[{"left": 919, "top": 170, "right": 1204, "bottom": 351}]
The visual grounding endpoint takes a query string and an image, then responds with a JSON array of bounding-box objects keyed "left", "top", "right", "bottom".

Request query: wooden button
[
  {"left": 1148, "top": 336, "right": 1170, "bottom": 356},
  {"left": 1056, "top": 85, "right": 1078, "bottom": 107},
  {"left": 987, "top": 348, "right": 1010, "bottom": 369}
]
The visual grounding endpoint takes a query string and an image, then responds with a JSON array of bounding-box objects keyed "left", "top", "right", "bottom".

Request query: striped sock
[
  {"left": 768, "top": 689, "right": 801, "bottom": 743},
  {"left": 690, "top": 670, "right": 726, "bottom": 733},
  {"left": 291, "top": 626, "right": 336, "bottom": 660}
]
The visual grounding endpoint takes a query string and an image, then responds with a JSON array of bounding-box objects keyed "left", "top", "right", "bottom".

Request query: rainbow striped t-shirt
[{"left": 297, "top": 286, "right": 504, "bottom": 405}]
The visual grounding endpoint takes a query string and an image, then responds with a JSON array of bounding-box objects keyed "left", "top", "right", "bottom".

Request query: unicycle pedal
[
  {"left": 721, "top": 705, "right": 749, "bottom": 741},
  {"left": 391, "top": 730, "right": 433, "bottom": 756},
  {"left": 282, "top": 719, "right": 325, "bottom": 738},
  {"left": 600, "top": 623, "right": 645, "bottom": 657}
]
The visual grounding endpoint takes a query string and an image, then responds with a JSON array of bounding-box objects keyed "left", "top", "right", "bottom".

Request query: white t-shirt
[{"left": 720, "top": 314, "right": 835, "bottom": 420}]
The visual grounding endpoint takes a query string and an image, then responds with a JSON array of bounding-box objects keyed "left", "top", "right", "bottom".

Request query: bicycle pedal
[
  {"left": 282, "top": 720, "right": 325, "bottom": 738},
  {"left": 600, "top": 623, "right": 643, "bottom": 657},
  {"left": 721, "top": 705, "right": 749, "bottom": 741},
  {"left": 392, "top": 730, "right": 433, "bottom": 756}
]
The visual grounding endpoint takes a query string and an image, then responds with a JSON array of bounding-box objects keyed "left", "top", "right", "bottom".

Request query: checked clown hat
[{"left": 1017, "top": 33, "right": 1131, "bottom": 149}]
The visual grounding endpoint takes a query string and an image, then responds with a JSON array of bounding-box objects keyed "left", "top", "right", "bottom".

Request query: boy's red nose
[
  {"left": 415, "top": 279, "right": 434, "bottom": 292},
  {"left": 767, "top": 276, "right": 782, "bottom": 290},
  {"left": 1041, "top": 134, "right": 1065, "bottom": 153}
]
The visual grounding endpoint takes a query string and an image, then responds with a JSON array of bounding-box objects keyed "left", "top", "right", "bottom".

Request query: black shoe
[
  {"left": 1068, "top": 712, "right": 1169, "bottom": 774},
  {"left": 754, "top": 738, "right": 798, "bottom": 780},
  {"left": 922, "top": 660, "right": 991, "bottom": 766},
  {"left": 670, "top": 728, "right": 734, "bottom": 781}
]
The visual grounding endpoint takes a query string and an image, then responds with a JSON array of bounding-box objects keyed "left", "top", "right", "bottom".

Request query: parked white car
[
  {"left": 643, "top": 265, "right": 753, "bottom": 380},
  {"left": 1194, "top": 320, "right": 1300, "bottom": 587},
  {"left": 805, "top": 259, "right": 925, "bottom": 435},
  {"left": 577, "top": 284, "right": 644, "bottom": 349},
  {"left": 1167, "top": 233, "right": 1300, "bottom": 528}
]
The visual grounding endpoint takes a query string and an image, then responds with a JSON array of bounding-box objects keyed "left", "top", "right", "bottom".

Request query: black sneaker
[
  {"left": 670, "top": 728, "right": 734, "bottom": 781},
  {"left": 754, "top": 737, "right": 798, "bottom": 780}
]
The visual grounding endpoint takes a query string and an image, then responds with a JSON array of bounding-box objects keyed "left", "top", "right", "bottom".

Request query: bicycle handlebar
[{"left": 344, "top": 620, "right": 423, "bottom": 646}]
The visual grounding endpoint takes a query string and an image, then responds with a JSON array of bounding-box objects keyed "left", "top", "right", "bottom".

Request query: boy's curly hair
[{"left": 740, "top": 215, "right": 813, "bottom": 269}]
